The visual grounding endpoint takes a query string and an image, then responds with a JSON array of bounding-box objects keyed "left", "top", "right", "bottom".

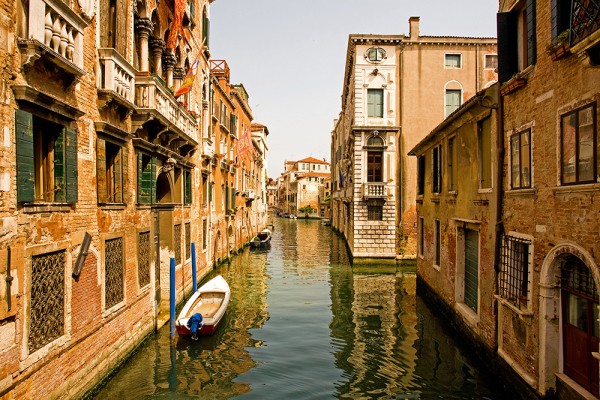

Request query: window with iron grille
[
  {"left": 105, "top": 237, "right": 124, "bottom": 309},
  {"left": 174, "top": 224, "right": 182, "bottom": 265},
  {"left": 29, "top": 250, "right": 65, "bottom": 353},
  {"left": 499, "top": 235, "right": 531, "bottom": 309},
  {"left": 138, "top": 231, "right": 150, "bottom": 288},
  {"left": 185, "top": 222, "right": 191, "bottom": 260},
  {"left": 202, "top": 219, "right": 207, "bottom": 250},
  {"left": 367, "top": 205, "right": 383, "bottom": 221}
]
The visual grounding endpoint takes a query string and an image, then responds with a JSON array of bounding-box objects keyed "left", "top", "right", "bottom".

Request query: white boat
[{"left": 176, "top": 275, "right": 230, "bottom": 337}]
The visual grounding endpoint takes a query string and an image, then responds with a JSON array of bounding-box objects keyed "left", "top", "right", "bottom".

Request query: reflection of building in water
[{"left": 330, "top": 269, "right": 418, "bottom": 397}]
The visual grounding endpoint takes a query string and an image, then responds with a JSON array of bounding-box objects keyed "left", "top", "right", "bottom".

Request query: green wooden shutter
[
  {"left": 97, "top": 138, "right": 107, "bottom": 203},
  {"left": 121, "top": 145, "right": 128, "bottom": 204},
  {"left": 497, "top": 11, "right": 518, "bottom": 83},
  {"left": 64, "top": 126, "right": 78, "bottom": 203},
  {"left": 208, "top": 182, "right": 213, "bottom": 202},
  {"left": 136, "top": 152, "right": 144, "bottom": 203},
  {"left": 137, "top": 153, "right": 156, "bottom": 204},
  {"left": 526, "top": 0, "right": 537, "bottom": 67},
  {"left": 231, "top": 187, "right": 236, "bottom": 210},
  {"left": 15, "top": 110, "right": 34, "bottom": 203},
  {"left": 225, "top": 186, "right": 230, "bottom": 210},
  {"left": 464, "top": 229, "right": 479, "bottom": 312},
  {"left": 54, "top": 128, "right": 66, "bottom": 202},
  {"left": 184, "top": 170, "right": 192, "bottom": 204}
]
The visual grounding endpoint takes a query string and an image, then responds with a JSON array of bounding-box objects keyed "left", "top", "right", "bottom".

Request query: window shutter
[
  {"left": 137, "top": 153, "right": 155, "bottom": 204},
  {"left": 97, "top": 138, "right": 107, "bottom": 203},
  {"left": 121, "top": 145, "right": 128, "bottom": 203},
  {"left": 208, "top": 182, "right": 213, "bottom": 202},
  {"left": 136, "top": 152, "right": 144, "bottom": 203},
  {"left": 526, "top": 0, "right": 537, "bottom": 66},
  {"left": 15, "top": 109, "right": 34, "bottom": 203},
  {"left": 551, "top": 0, "right": 559, "bottom": 44},
  {"left": 113, "top": 144, "right": 123, "bottom": 203},
  {"left": 231, "top": 187, "right": 235, "bottom": 209},
  {"left": 184, "top": 170, "right": 192, "bottom": 204},
  {"left": 64, "top": 126, "right": 78, "bottom": 203},
  {"left": 225, "top": 186, "right": 230, "bottom": 210},
  {"left": 54, "top": 127, "right": 66, "bottom": 202},
  {"left": 116, "top": 1, "right": 127, "bottom": 56},
  {"left": 497, "top": 11, "right": 518, "bottom": 83},
  {"left": 99, "top": 0, "right": 109, "bottom": 48}
]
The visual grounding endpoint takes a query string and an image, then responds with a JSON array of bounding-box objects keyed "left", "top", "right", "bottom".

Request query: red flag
[
  {"left": 174, "top": 56, "right": 199, "bottom": 97},
  {"left": 167, "top": 0, "right": 186, "bottom": 49}
]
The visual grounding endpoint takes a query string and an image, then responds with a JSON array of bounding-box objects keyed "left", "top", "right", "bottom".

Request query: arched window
[{"left": 366, "top": 135, "right": 384, "bottom": 182}]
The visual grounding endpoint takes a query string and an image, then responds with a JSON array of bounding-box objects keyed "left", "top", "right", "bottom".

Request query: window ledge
[
  {"left": 552, "top": 183, "right": 600, "bottom": 194},
  {"left": 99, "top": 203, "right": 126, "bottom": 210},
  {"left": 500, "top": 77, "right": 527, "bottom": 96},
  {"left": 454, "top": 302, "right": 479, "bottom": 327},
  {"left": 506, "top": 188, "right": 536, "bottom": 197},
  {"left": 495, "top": 295, "right": 534, "bottom": 319},
  {"left": 136, "top": 204, "right": 154, "bottom": 209},
  {"left": 433, "top": 264, "right": 441, "bottom": 271},
  {"left": 22, "top": 203, "right": 74, "bottom": 213},
  {"left": 472, "top": 199, "right": 489, "bottom": 206},
  {"left": 431, "top": 195, "right": 440, "bottom": 203}
]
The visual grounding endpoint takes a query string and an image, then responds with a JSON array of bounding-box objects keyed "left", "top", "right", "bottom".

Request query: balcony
[
  {"left": 242, "top": 190, "right": 256, "bottom": 202},
  {"left": 363, "top": 183, "right": 386, "bottom": 199},
  {"left": 133, "top": 74, "right": 198, "bottom": 145},
  {"left": 98, "top": 48, "right": 136, "bottom": 111},
  {"left": 17, "top": 0, "right": 87, "bottom": 81}
]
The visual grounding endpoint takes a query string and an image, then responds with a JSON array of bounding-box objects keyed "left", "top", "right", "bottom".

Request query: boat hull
[{"left": 175, "top": 275, "right": 230, "bottom": 337}]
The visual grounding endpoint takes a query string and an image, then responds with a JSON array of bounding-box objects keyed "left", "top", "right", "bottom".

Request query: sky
[{"left": 209, "top": 0, "right": 499, "bottom": 178}]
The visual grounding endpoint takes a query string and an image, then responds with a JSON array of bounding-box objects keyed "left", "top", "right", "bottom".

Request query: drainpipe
[{"left": 493, "top": 86, "right": 505, "bottom": 353}]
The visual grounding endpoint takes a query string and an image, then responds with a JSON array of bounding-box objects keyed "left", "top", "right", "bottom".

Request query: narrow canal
[{"left": 93, "top": 218, "right": 515, "bottom": 399}]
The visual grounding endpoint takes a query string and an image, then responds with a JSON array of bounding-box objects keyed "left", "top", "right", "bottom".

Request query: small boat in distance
[
  {"left": 250, "top": 228, "right": 272, "bottom": 248},
  {"left": 176, "top": 275, "right": 230, "bottom": 337}
]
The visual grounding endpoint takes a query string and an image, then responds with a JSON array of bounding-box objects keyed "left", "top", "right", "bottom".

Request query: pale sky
[{"left": 210, "top": 0, "right": 499, "bottom": 178}]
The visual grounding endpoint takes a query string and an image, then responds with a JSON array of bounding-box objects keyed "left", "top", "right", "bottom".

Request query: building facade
[
  {"left": 278, "top": 157, "right": 330, "bottom": 217},
  {"left": 330, "top": 17, "right": 497, "bottom": 261},
  {"left": 0, "top": 1, "right": 269, "bottom": 398},
  {"left": 496, "top": 0, "right": 599, "bottom": 398},
  {"left": 409, "top": 83, "right": 501, "bottom": 377}
]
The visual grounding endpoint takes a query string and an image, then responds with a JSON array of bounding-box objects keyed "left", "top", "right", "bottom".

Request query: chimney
[{"left": 409, "top": 16, "right": 420, "bottom": 39}]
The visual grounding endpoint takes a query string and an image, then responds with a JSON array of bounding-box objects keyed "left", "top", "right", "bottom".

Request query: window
[
  {"left": 185, "top": 222, "right": 191, "bottom": 260},
  {"left": 432, "top": 144, "right": 442, "bottom": 194},
  {"left": 100, "top": 0, "right": 125, "bottom": 53},
  {"left": 417, "top": 155, "right": 425, "bottom": 195},
  {"left": 497, "top": 0, "right": 536, "bottom": 82},
  {"left": 463, "top": 228, "right": 479, "bottom": 312},
  {"left": 202, "top": 219, "right": 207, "bottom": 250},
  {"left": 448, "top": 137, "right": 456, "bottom": 192},
  {"left": 485, "top": 54, "right": 498, "bottom": 69},
  {"left": 105, "top": 237, "right": 124, "bottom": 309},
  {"left": 367, "top": 205, "right": 383, "bottom": 221},
  {"left": 445, "top": 89, "right": 462, "bottom": 117},
  {"left": 418, "top": 217, "right": 424, "bottom": 256},
  {"left": 551, "top": 0, "right": 572, "bottom": 45},
  {"left": 499, "top": 234, "right": 530, "bottom": 309},
  {"left": 367, "top": 152, "right": 383, "bottom": 182},
  {"left": 510, "top": 129, "right": 531, "bottom": 189},
  {"left": 434, "top": 219, "right": 441, "bottom": 266},
  {"left": 174, "top": 224, "right": 182, "bottom": 265},
  {"left": 202, "top": 174, "right": 208, "bottom": 207},
  {"left": 478, "top": 117, "right": 492, "bottom": 189},
  {"left": 29, "top": 250, "right": 65, "bottom": 353},
  {"left": 445, "top": 53, "right": 462, "bottom": 68},
  {"left": 367, "top": 89, "right": 384, "bottom": 118},
  {"left": 137, "top": 153, "right": 156, "bottom": 203},
  {"left": 561, "top": 102, "right": 596, "bottom": 185},
  {"left": 15, "top": 110, "right": 78, "bottom": 204},
  {"left": 366, "top": 47, "right": 386, "bottom": 63},
  {"left": 97, "top": 138, "right": 126, "bottom": 203},
  {"left": 138, "top": 231, "right": 151, "bottom": 288},
  {"left": 568, "top": 0, "right": 600, "bottom": 46},
  {"left": 184, "top": 170, "right": 192, "bottom": 205},
  {"left": 202, "top": 6, "right": 210, "bottom": 48}
]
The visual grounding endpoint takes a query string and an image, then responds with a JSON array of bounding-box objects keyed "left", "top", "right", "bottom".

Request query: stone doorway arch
[{"left": 539, "top": 243, "right": 600, "bottom": 395}]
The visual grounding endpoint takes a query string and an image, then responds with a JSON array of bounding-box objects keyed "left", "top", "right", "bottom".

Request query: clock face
[{"left": 365, "top": 47, "right": 386, "bottom": 64}]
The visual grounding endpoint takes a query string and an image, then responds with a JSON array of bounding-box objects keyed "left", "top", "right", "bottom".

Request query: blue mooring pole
[
  {"left": 191, "top": 243, "right": 197, "bottom": 292},
  {"left": 170, "top": 257, "right": 176, "bottom": 339}
]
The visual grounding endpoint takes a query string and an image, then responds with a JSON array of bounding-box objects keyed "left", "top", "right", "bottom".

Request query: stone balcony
[
  {"left": 133, "top": 74, "right": 198, "bottom": 146},
  {"left": 363, "top": 182, "right": 387, "bottom": 199},
  {"left": 17, "top": 0, "right": 87, "bottom": 81},
  {"left": 98, "top": 48, "right": 136, "bottom": 111}
]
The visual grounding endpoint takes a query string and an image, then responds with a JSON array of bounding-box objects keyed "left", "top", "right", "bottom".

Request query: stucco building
[
  {"left": 330, "top": 17, "right": 497, "bottom": 261},
  {"left": 279, "top": 157, "right": 330, "bottom": 217}
]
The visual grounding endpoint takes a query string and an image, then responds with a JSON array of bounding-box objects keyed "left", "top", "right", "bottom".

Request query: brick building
[
  {"left": 330, "top": 17, "right": 497, "bottom": 262},
  {"left": 0, "top": 0, "right": 269, "bottom": 398}
]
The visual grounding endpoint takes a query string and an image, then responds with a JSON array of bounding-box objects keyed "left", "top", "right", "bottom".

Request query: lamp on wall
[{"left": 73, "top": 232, "right": 92, "bottom": 281}]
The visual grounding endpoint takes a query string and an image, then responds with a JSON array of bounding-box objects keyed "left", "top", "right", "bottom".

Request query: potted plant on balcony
[{"left": 547, "top": 29, "right": 571, "bottom": 60}]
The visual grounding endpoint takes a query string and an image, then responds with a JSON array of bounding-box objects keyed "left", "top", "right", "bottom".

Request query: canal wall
[{"left": 416, "top": 276, "right": 547, "bottom": 400}]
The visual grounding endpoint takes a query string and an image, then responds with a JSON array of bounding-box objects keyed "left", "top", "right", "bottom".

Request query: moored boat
[
  {"left": 176, "top": 275, "right": 230, "bottom": 337},
  {"left": 250, "top": 228, "right": 272, "bottom": 248}
]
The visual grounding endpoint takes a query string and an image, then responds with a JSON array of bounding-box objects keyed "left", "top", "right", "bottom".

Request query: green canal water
[{"left": 93, "top": 218, "right": 515, "bottom": 399}]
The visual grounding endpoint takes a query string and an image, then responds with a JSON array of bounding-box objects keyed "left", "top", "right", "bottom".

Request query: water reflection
[{"left": 93, "top": 218, "right": 513, "bottom": 399}]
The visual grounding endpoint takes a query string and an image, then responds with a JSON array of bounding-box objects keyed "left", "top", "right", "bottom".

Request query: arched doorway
[
  {"left": 155, "top": 171, "right": 174, "bottom": 313},
  {"left": 540, "top": 245, "right": 600, "bottom": 397}
]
